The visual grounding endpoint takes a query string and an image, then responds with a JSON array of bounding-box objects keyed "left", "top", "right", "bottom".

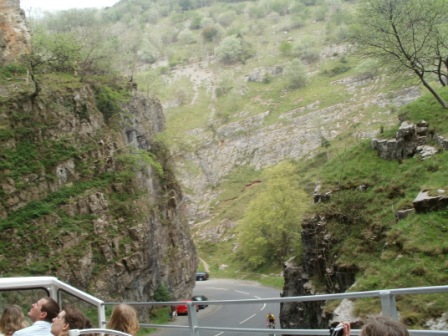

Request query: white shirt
[{"left": 13, "top": 321, "right": 52, "bottom": 336}]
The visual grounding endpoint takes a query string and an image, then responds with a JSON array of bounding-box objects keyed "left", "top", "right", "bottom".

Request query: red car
[{"left": 176, "top": 300, "right": 199, "bottom": 315}]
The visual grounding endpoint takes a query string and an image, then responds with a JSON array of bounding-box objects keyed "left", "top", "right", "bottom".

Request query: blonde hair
[
  {"left": 361, "top": 317, "right": 409, "bottom": 336},
  {"left": 106, "top": 304, "right": 139, "bottom": 336},
  {"left": 0, "top": 305, "right": 29, "bottom": 336}
]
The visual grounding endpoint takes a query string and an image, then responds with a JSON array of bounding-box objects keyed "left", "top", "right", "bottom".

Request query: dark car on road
[
  {"left": 192, "top": 295, "right": 208, "bottom": 309},
  {"left": 196, "top": 272, "right": 209, "bottom": 281}
]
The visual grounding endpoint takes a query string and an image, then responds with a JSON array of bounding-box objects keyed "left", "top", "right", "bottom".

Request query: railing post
[
  {"left": 99, "top": 303, "right": 106, "bottom": 328},
  {"left": 187, "top": 302, "right": 200, "bottom": 336},
  {"left": 47, "top": 280, "right": 58, "bottom": 302},
  {"left": 379, "top": 290, "right": 398, "bottom": 320}
]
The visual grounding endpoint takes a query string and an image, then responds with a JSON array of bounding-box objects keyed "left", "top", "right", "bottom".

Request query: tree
[
  {"left": 283, "top": 59, "right": 308, "bottom": 89},
  {"left": 26, "top": 25, "right": 81, "bottom": 74},
  {"left": 33, "top": 12, "right": 117, "bottom": 78},
  {"left": 351, "top": 0, "right": 448, "bottom": 109},
  {"left": 215, "top": 35, "right": 243, "bottom": 64},
  {"left": 237, "top": 161, "right": 309, "bottom": 268},
  {"left": 22, "top": 24, "right": 82, "bottom": 97},
  {"left": 202, "top": 25, "right": 219, "bottom": 42}
]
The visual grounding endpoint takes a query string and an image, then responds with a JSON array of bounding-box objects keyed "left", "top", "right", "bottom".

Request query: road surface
[{"left": 152, "top": 278, "right": 281, "bottom": 336}]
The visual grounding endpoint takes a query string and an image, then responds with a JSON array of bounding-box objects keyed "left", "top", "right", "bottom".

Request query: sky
[{"left": 20, "top": 0, "right": 120, "bottom": 12}]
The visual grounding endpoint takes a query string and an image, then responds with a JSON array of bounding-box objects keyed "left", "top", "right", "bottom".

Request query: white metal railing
[
  {"left": 69, "top": 329, "right": 132, "bottom": 336},
  {"left": 104, "top": 285, "right": 448, "bottom": 336},
  {"left": 0, "top": 277, "right": 447, "bottom": 336},
  {"left": 0, "top": 276, "right": 106, "bottom": 326}
]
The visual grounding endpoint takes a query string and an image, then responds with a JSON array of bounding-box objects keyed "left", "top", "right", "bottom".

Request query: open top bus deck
[{"left": 0, "top": 276, "right": 447, "bottom": 336}]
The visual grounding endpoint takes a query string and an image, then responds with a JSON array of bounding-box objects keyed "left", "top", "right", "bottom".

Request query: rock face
[
  {"left": 280, "top": 215, "right": 358, "bottom": 331},
  {"left": 178, "top": 82, "right": 421, "bottom": 224},
  {"left": 0, "top": 79, "right": 197, "bottom": 303},
  {"left": 413, "top": 190, "right": 448, "bottom": 214},
  {"left": 0, "top": 0, "right": 30, "bottom": 65},
  {"left": 246, "top": 65, "right": 284, "bottom": 83},
  {"left": 281, "top": 259, "right": 327, "bottom": 331},
  {"left": 0, "top": 2, "right": 196, "bottom": 301},
  {"left": 371, "top": 121, "right": 438, "bottom": 160}
]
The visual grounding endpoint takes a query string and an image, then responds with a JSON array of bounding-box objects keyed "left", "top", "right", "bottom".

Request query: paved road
[{"left": 152, "top": 278, "right": 281, "bottom": 336}]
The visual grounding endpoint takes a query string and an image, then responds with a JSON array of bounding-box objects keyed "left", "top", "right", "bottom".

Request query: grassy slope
[
  {"left": 195, "top": 88, "right": 448, "bottom": 327},
  {"left": 136, "top": 1, "right": 438, "bottom": 291}
]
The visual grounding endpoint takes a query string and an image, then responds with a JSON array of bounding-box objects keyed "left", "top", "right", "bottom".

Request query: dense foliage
[{"left": 237, "top": 162, "right": 308, "bottom": 267}]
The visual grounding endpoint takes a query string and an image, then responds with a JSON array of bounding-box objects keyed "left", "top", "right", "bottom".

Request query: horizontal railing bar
[
  {"left": 140, "top": 323, "right": 188, "bottom": 329},
  {"left": 139, "top": 324, "right": 448, "bottom": 336},
  {"left": 103, "top": 285, "right": 448, "bottom": 307}
]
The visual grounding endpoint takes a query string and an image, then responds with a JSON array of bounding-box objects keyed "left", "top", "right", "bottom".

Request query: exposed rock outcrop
[
  {"left": 413, "top": 190, "right": 448, "bottom": 214},
  {"left": 0, "top": 4, "right": 197, "bottom": 299},
  {"left": 280, "top": 258, "right": 327, "bottom": 331},
  {"left": 280, "top": 215, "right": 358, "bottom": 331},
  {"left": 178, "top": 81, "right": 421, "bottom": 225},
  {"left": 246, "top": 65, "right": 284, "bottom": 83},
  {"left": 0, "top": 79, "right": 197, "bottom": 303},
  {"left": 0, "top": 0, "right": 30, "bottom": 65},
  {"left": 371, "top": 120, "right": 438, "bottom": 160}
]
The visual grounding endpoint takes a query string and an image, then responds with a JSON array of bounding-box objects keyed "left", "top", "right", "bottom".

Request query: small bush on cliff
[
  {"left": 0, "top": 63, "right": 27, "bottom": 79},
  {"left": 117, "top": 150, "right": 164, "bottom": 178},
  {"left": 315, "top": 189, "right": 372, "bottom": 234},
  {"left": 154, "top": 284, "right": 173, "bottom": 301},
  {"left": 94, "top": 85, "right": 128, "bottom": 123},
  {"left": 283, "top": 59, "right": 309, "bottom": 89}
]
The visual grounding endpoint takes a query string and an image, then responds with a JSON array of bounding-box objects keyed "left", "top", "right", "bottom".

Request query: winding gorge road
[{"left": 154, "top": 278, "right": 281, "bottom": 336}]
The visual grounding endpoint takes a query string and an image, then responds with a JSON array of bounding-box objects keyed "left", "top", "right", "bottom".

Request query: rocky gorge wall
[
  {"left": 280, "top": 214, "right": 359, "bottom": 331},
  {"left": 0, "top": 0, "right": 30, "bottom": 65},
  {"left": 0, "top": 0, "right": 197, "bottom": 303},
  {"left": 0, "top": 77, "right": 197, "bottom": 302},
  {"left": 0, "top": 0, "right": 197, "bottom": 300},
  {"left": 180, "top": 82, "right": 421, "bottom": 224}
]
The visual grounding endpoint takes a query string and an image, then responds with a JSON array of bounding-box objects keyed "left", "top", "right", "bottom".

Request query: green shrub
[
  {"left": 322, "top": 63, "right": 351, "bottom": 77},
  {"left": 0, "top": 63, "right": 27, "bottom": 79},
  {"left": 279, "top": 41, "right": 292, "bottom": 57},
  {"left": 284, "top": 59, "right": 309, "bottom": 89},
  {"left": 94, "top": 86, "right": 127, "bottom": 122},
  {"left": 154, "top": 284, "right": 173, "bottom": 302}
]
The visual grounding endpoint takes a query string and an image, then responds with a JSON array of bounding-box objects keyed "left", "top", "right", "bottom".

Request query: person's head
[
  {"left": 51, "top": 307, "right": 87, "bottom": 336},
  {"left": 361, "top": 317, "right": 409, "bottom": 336},
  {"left": 106, "top": 304, "right": 139, "bottom": 336},
  {"left": 29, "top": 297, "right": 60, "bottom": 323},
  {"left": 0, "top": 304, "right": 28, "bottom": 336},
  {"left": 84, "top": 316, "right": 93, "bottom": 329}
]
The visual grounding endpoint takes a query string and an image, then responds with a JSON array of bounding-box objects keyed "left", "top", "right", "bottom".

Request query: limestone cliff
[
  {"left": 0, "top": 0, "right": 30, "bottom": 65},
  {"left": 169, "top": 63, "right": 421, "bottom": 225},
  {"left": 0, "top": 76, "right": 197, "bottom": 301},
  {"left": 280, "top": 215, "right": 358, "bottom": 331},
  {"left": 0, "top": 0, "right": 198, "bottom": 308},
  {"left": 0, "top": 2, "right": 197, "bottom": 302}
]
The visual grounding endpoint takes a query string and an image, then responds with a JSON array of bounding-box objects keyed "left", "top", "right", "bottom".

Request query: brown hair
[
  {"left": 41, "top": 297, "right": 61, "bottom": 323},
  {"left": 106, "top": 304, "right": 139, "bottom": 336},
  {"left": 63, "top": 307, "right": 87, "bottom": 330},
  {"left": 0, "top": 305, "right": 29, "bottom": 336},
  {"left": 361, "top": 317, "right": 409, "bottom": 336}
]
